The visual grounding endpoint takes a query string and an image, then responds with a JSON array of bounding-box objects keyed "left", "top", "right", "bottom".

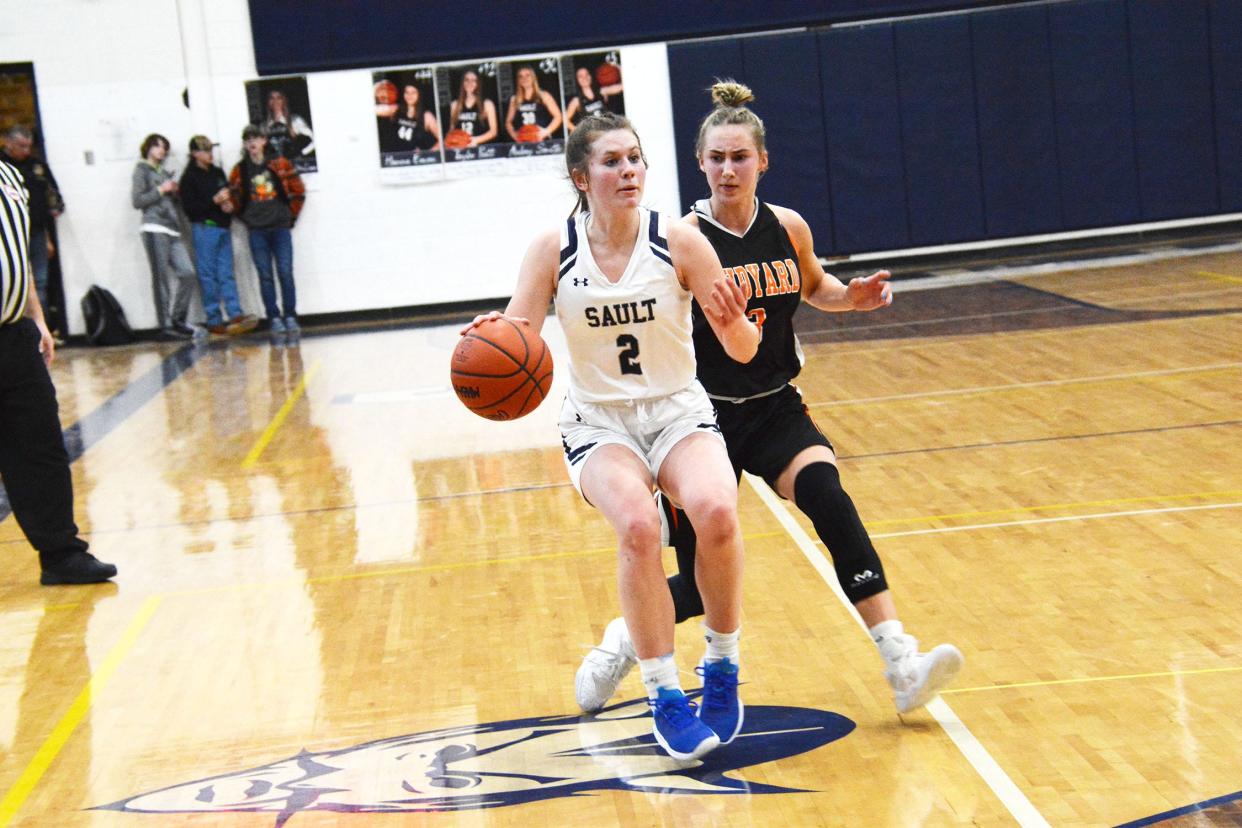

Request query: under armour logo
[{"left": 572, "top": 278, "right": 588, "bottom": 287}]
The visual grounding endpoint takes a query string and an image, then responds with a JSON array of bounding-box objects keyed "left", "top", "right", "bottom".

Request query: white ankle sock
[
  {"left": 639, "top": 653, "right": 680, "bottom": 698},
  {"left": 869, "top": 619, "right": 907, "bottom": 662},
  {"left": 703, "top": 624, "right": 740, "bottom": 665}
]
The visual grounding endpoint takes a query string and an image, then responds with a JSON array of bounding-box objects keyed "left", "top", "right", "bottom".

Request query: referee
[{"left": 1, "top": 159, "right": 116, "bottom": 585}]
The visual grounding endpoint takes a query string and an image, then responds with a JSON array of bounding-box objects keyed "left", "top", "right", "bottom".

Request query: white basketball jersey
[{"left": 555, "top": 208, "right": 697, "bottom": 403}]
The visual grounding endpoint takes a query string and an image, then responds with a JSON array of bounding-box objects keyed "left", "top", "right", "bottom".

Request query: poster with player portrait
[
  {"left": 434, "top": 60, "right": 504, "bottom": 177},
  {"left": 244, "top": 75, "right": 317, "bottom": 173},
  {"left": 560, "top": 50, "right": 624, "bottom": 134},
  {"left": 497, "top": 57, "right": 564, "bottom": 169},
  {"left": 373, "top": 67, "right": 444, "bottom": 179}
]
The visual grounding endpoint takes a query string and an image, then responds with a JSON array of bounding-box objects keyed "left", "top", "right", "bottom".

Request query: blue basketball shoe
[
  {"left": 649, "top": 688, "right": 720, "bottom": 761},
  {"left": 696, "top": 658, "right": 743, "bottom": 743}
]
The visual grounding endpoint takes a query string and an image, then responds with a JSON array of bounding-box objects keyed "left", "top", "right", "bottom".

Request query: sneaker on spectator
[
  {"left": 226, "top": 314, "right": 259, "bottom": 335},
  {"left": 284, "top": 317, "right": 300, "bottom": 338},
  {"left": 269, "top": 317, "right": 286, "bottom": 336}
]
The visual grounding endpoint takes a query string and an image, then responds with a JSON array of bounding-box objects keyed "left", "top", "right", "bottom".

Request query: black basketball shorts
[{"left": 711, "top": 383, "right": 834, "bottom": 491}]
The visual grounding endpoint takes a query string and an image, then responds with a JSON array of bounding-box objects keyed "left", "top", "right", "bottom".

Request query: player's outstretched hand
[
  {"left": 459, "top": 311, "right": 530, "bottom": 335},
  {"left": 846, "top": 269, "right": 893, "bottom": 312},
  {"left": 701, "top": 275, "right": 748, "bottom": 327}
]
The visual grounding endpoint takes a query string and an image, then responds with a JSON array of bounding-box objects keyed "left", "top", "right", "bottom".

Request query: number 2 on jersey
[{"left": 616, "top": 334, "right": 642, "bottom": 375}]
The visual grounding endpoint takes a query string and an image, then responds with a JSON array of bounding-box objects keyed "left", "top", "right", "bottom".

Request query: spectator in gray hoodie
[{"left": 131, "top": 133, "right": 198, "bottom": 339}]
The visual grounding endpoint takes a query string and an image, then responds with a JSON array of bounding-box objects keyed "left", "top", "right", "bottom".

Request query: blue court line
[
  {"left": 1113, "top": 789, "right": 1242, "bottom": 827},
  {"left": 0, "top": 344, "right": 205, "bottom": 521}
]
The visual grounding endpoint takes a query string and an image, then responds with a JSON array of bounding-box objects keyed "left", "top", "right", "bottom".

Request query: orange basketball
[
  {"left": 517, "top": 123, "right": 544, "bottom": 143},
  {"left": 374, "top": 80, "right": 397, "bottom": 105},
  {"left": 595, "top": 62, "right": 621, "bottom": 87},
  {"left": 445, "top": 128, "right": 472, "bottom": 149},
  {"left": 451, "top": 318, "right": 554, "bottom": 421}
]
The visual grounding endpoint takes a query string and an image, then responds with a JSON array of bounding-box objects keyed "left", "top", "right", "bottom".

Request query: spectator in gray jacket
[{"left": 131, "top": 133, "right": 198, "bottom": 339}]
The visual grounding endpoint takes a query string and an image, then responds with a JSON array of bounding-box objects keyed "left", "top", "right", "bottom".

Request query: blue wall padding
[
  {"left": 250, "top": 0, "right": 1002, "bottom": 75},
  {"left": 820, "top": 24, "right": 910, "bottom": 253},
  {"left": 652, "top": 0, "right": 1238, "bottom": 255},
  {"left": 894, "top": 15, "right": 985, "bottom": 246},
  {"left": 668, "top": 39, "right": 745, "bottom": 212},
  {"left": 1048, "top": 0, "right": 1141, "bottom": 229},
  {"left": 1209, "top": 0, "right": 1242, "bottom": 211},
  {"left": 1129, "top": 0, "right": 1219, "bottom": 219},
  {"left": 971, "top": 5, "right": 1064, "bottom": 238},
  {"left": 739, "top": 32, "right": 834, "bottom": 248}
]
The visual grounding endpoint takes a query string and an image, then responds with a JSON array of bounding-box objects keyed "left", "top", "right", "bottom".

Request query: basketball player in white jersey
[
  {"left": 577, "top": 81, "right": 963, "bottom": 720},
  {"left": 462, "top": 111, "right": 759, "bottom": 761}
]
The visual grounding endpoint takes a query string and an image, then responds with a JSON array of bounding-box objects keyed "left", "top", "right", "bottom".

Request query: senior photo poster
[
  {"left": 497, "top": 56, "right": 564, "bottom": 167},
  {"left": 244, "top": 75, "right": 317, "bottom": 173}
]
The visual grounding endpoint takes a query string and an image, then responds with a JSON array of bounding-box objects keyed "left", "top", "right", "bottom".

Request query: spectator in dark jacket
[
  {"left": 228, "top": 125, "right": 306, "bottom": 339},
  {"left": 179, "top": 135, "right": 257, "bottom": 336},
  {"left": 1, "top": 125, "right": 64, "bottom": 324}
]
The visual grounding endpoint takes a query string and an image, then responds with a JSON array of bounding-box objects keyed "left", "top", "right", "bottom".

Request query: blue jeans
[
  {"left": 191, "top": 223, "right": 243, "bottom": 326},
  {"left": 246, "top": 226, "right": 295, "bottom": 319}
]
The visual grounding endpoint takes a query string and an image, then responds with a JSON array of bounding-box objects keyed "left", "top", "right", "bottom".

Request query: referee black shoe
[{"left": 40, "top": 550, "right": 118, "bottom": 585}]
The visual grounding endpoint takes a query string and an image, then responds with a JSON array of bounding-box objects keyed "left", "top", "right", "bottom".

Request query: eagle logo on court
[{"left": 95, "top": 696, "right": 854, "bottom": 824}]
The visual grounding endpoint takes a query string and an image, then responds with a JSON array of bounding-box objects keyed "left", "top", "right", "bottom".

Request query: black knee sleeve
[
  {"left": 659, "top": 492, "right": 705, "bottom": 623},
  {"left": 793, "top": 462, "right": 888, "bottom": 603}
]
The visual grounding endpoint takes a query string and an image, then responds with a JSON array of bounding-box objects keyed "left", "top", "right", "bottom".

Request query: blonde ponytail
[{"left": 696, "top": 78, "right": 766, "bottom": 158}]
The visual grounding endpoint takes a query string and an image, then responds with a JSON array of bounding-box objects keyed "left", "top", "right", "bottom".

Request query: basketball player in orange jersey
[
  {"left": 462, "top": 111, "right": 760, "bottom": 761},
  {"left": 577, "top": 81, "right": 964, "bottom": 717},
  {"left": 504, "top": 66, "right": 563, "bottom": 142},
  {"left": 449, "top": 70, "right": 499, "bottom": 147}
]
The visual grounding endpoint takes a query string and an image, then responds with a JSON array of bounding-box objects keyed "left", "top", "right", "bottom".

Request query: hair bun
[{"left": 710, "top": 80, "right": 755, "bottom": 108}]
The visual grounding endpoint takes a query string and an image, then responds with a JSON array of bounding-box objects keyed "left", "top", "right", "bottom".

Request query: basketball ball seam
[
  {"left": 463, "top": 340, "right": 549, "bottom": 413},
  {"left": 450, "top": 318, "right": 551, "bottom": 420}
]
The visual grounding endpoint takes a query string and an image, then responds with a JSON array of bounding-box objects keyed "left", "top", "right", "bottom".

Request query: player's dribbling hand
[
  {"left": 460, "top": 311, "right": 530, "bottom": 335},
  {"left": 846, "top": 269, "right": 893, "bottom": 311}
]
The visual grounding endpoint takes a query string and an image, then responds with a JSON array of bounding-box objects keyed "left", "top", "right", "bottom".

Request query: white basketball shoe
[
  {"left": 880, "top": 633, "right": 964, "bottom": 714},
  {"left": 575, "top": 617, "right": 637, "bottom": 713}
]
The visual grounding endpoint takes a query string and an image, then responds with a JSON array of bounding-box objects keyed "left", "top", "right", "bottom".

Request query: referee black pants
[{"left": 0, "top": 319, "right": 88, "bottom": 561}]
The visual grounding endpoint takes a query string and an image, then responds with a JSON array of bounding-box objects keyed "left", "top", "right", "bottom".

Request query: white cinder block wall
[{"left": 1, "top": 0, "right": 683, "bottom": 333}]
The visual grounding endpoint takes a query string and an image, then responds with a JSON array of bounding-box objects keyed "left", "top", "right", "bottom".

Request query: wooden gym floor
[{"left": 0, "top": 237, "right": 1239, "bottom": 826}]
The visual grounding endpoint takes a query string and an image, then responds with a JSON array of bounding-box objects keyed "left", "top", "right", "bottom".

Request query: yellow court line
[
  {"left": 241, "top": 359, "right": 322, "bottom": 469},
  {"left": 0, "top": 595, "right": 165, "bottom": 826},
  {"left": 942, "top": 664, "right": 1242, "bottom": 695},
  {"left": 1196, "top": 269, "right": 1242, "bottom": 285}
]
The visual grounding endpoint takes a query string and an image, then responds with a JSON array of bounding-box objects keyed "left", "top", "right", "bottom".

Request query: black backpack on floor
[{"left": 80, "top": 285, "right": 136, "bottom": 346}]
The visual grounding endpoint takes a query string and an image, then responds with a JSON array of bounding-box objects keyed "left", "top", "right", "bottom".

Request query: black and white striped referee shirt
[{"left": 0, "top": 159, "right": 32, "bottom": 326}]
